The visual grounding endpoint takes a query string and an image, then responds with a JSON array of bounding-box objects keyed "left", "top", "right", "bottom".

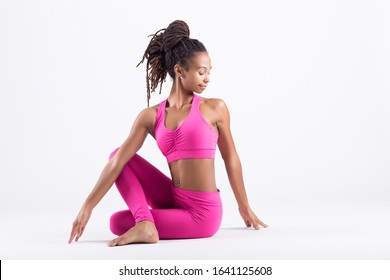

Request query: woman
[{"left": 68, "top": 20, "right": 268, "bottom": 247}]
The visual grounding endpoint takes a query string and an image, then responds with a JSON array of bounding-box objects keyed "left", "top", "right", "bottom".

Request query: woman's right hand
[{"left": 68, "top": 204, "right": 92, "bottom": 244}]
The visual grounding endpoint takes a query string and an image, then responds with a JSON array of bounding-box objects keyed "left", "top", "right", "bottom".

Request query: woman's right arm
[{"left": 68, "top": 107, "right": 153, "bottom": 244}]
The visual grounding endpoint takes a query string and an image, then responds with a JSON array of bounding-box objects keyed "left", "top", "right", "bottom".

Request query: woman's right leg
[{"left": 108, "top": 147, "right": 174, "bottom": 236}]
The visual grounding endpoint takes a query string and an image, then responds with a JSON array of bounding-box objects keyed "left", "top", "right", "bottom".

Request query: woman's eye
[{"left": 199, "top": 72, "right": 205, "bottom": 75}]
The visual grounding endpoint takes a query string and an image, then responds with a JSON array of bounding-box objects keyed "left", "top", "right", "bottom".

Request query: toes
[
  {"left": 118, "top": 238, "right": 129, "bottom": 246},
  {"left": 107, "top": 238, "right": 119, "bottom": 247}
]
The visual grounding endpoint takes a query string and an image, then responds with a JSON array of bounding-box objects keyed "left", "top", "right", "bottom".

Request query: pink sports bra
[{"left": 154, "top": 94, "right": 219, "bottom": 164}]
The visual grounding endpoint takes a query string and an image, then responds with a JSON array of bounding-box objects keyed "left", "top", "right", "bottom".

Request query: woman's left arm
[{"left": 214, "top": 98, "right": 269, "bottom": 230}]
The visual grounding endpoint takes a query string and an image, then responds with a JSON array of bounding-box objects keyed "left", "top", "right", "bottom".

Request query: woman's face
[{"left": 178, "top": 51, "right": 212, "bottom": 94}]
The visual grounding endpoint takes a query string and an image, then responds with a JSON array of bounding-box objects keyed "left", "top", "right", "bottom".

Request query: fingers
[
  {"left": 248, "top": 217, "right": 259, "bottom": 230},
  {"left": 258, "top": 219, "right": 269, "bottom": 228},
  {"left": 69, "top": 221, "right": 85, "bottom": 244},
  {"left": 75, "top": 225, "right": 85, "bottom": 242},
  {"left": 245, "top": 215, "right": 269, "bottom": 230},
  {"left": 68, "top": 224, "right": 78, "bottom": 244},
  {"left": 254, "top": 218, "right": 269, "bottom": 229},
  {"left": 252, "top": 216, "right": 269, "bottom": 230}
]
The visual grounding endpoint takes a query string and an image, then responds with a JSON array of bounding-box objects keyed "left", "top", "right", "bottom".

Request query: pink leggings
[{"left": 108, "top": 147, "right": 223, "bottom": 239}]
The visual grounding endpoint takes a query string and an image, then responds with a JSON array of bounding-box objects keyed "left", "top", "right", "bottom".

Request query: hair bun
[{"left": 161, "top": 20, "right": 190, "bottom": 53}]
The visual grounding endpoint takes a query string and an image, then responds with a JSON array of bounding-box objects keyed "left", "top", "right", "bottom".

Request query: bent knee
[{"left": 109, "top": 210, "right": 135, "bottom": 236}]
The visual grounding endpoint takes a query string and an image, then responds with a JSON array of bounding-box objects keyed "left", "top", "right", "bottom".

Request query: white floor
[{"left": 1, "top": 196, "right": 389, "bottom": 260}]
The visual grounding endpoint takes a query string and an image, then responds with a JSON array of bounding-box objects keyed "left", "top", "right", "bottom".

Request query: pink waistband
[
  {"left": 166, "top": 149, "right": 216, "bottom": 163},
  {"left": 171, "top": 183, "right": 222, "bottom": 206}
]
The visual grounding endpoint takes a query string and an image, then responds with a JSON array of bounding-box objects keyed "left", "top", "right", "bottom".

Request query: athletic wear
[
  {"left": 108, "top": 95, "right": 222, "bottom": 240},
  {"left": 109, "top": 148, "right": 223, "bottom": 239},
  {"left": 154, "top": 94, "right": 219, "bottom": 163}
]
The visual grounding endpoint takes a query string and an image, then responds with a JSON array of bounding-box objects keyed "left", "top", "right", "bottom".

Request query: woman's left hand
[{"left": 239, "top": 206, "right": 269, "bottom": 230}]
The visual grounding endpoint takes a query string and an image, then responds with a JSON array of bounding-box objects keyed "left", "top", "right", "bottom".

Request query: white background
[{"left": 0, "top": 0, "right": 389, "bottom": 260}]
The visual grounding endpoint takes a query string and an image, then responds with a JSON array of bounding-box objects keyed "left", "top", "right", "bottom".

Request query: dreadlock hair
[{"left": 136, "top": 20, "right": 207, "bottom": 107}]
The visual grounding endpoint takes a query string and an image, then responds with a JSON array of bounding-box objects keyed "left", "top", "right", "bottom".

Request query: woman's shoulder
[
  {"left": 135, "top": 101, "right": 163, "bottom": 136},
  {"left": 139, "top": 98, "right": 164, "bottom": 113},
  {"left": 199, "top": 96, "right": 228, "bottom": 111},
  {"left": 138, "top": 102, "right": 161, "bottom": 123}
]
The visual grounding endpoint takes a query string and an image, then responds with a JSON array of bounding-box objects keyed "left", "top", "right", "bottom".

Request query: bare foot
[{"left": 107, "top": 220, "right": 159, "bottom": 247}]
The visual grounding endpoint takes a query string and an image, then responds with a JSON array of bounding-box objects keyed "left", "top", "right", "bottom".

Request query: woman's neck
[{"left": 167, "top": 90, "right": 194, "bottom": 110}]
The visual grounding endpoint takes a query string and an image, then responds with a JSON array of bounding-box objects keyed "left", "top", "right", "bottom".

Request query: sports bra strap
[{"left": 156, "top": 99, "right": 167, "bottom": 121}]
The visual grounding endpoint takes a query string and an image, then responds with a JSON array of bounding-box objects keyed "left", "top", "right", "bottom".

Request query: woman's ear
[{"left": 174, "top": 64, "right": 184, "bottom": 78}]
